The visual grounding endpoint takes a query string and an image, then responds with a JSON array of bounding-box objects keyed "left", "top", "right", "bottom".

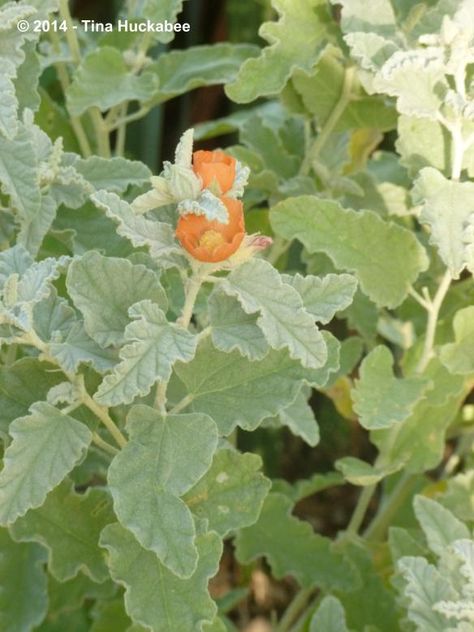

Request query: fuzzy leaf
[
  {"left": 352, "top": 346, "right": 430, "bottom": 429},
  {"left": 49, "top": 322, "right": 117, "bottom": 374},
  {"left": 292, "top": 45, "right": 397, "bottom": 131},
  {"left": 0, "top": 402, "right": 92, "bottom": 525},
  {"left": 173, "top": 338, "right": 309, "bottom": 435},
  {"left": 226, "top": 0, "right": 334, "bottom": 103},
  {"left": 75, "top": 156, "right": 152, "bottom": 193},
  {"left": 148, "top": 43, "right": 259, "bottom": 103},
  {"left": 277, "top": 387, "right": 319, "bottom": 446},
  {"left": 183, "top": 448, "right": 271, "bottom": 536},
  {"left": 208, "top": 289, "right": 269, "bottom": 361},
  {"left": 310, "top": 596, "right": 350, "bottom": 632},
  {"left": 91, "top": 190, "right": 178, "bottom": 261},
  {"left": 336, "top": 456, "right": 399, "bottom": 486},
  {"left": 372, "top": 359, "right": 467, "bottom": 473},
  {"left": 440, "top": 306, "right": 474, "bottom": 375},
  {"left": 67, "top": 251, "right": 167, "bottom": 348},
  {"left": 282, "top": 272, "right": 358, "bottom": 324},
  {"left": 375, "top": 50, "right": 448, "bottom": 120},
  {"left": 0, "top": 529, "right": 48, "bottom": 632},
  {"left": 0, "top": 122, "right": 41, "bottom": 218},
  {"left": 66, "top": 47, "right": 159, "bottom": 116},
  {"left": 413, "top": 168, "right": 474, "bottom": 277},
  {"left": 413, "top": 496, "right": 470, "bottom": 557},
  {"left": 235, "top": 493, "right": 357, "bottom": 591},
  {"left": 10, "top": 479, "right": 114, "bottom": 582},
  {"left": 398, "top": 556, "right": 456, "bottom": 632},
  {"left": 271, "top": 196, "right": 428, "bottom": 308},
  {"left": 0, "top": 358, "right": 64, "bottom": 437},
  {"left": 222, "top": 258, "right": 327, "bottom": 369},
  {"left": 100, "top": 524, "right": 221, "bottom": 632},
  {"left": 108, "top": 405, "right": 217, "bottom": 578},
  {"left": 95, "top": 301, "right": 196, "bottom": 406}
]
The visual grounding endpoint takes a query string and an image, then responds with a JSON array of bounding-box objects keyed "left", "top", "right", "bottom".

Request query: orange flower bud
[
  {"left": 176, "top": 197, "right": 245, "bottom": 263},
  {"left": 193, "top": 150, "right": 236, "bottom": 194}
]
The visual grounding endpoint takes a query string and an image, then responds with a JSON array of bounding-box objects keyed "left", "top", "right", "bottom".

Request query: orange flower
[
  {"left": 176, "top": 197, "right": 245, "bottom": 263},
  {"left": 193, "top": 150, "right": 236, "bottom": 194}
]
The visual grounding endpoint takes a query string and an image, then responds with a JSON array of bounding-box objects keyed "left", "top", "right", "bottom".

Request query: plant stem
[
  {"left": 415, "top": 269, "right": 452, "bottom": 374},
  {"left": 300, "top": 65, "right": 355, "bottom": 175},
  {"left": 177, "top": 270, "right": 205, "bottom": 329},
  {"left": 154, "top": 381, "right": 168, "bottom": 415},
  {"left": 169, "top": 393, "right": 194, "bottom": 415},
  {"left": 58, "top": 0, "right": 81, "bottom": 64},
  {"left": 81, "top": 390, "right": 127, "bottom": 448},
  {"left": 49, "top": 30, "right": 92, "bottom": 157},
  {"left": 90, "top": 107, "right": 111, "bottom": 158},
  {"left": 107, "top": 106, "right": 151, "bottom": 131},
  {"left": 344, "top": 482, "right": 377, "bottom": 538},
  {"left": 364, "top": 473, "right": 418, "bottom": 542},
  {"left": 115, "top": 102, "right": 128, "bottom": 156},
  {"left": 276, "top": 587, "right": 317, "bottom": 632},
  {"left": 92, "top": 432, "right": 119, "bottom": 456}
]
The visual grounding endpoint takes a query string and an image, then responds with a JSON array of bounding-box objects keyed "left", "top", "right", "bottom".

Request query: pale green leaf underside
[
  {"left": 174, "top": 338, "right": 310, "bottom": 435},
  {"left": 277, "top": 387, "right": 319, "bottom": 446},
  {"left": 148, "top": 43, "right": 259, "bottom": 104},
  {"left": 413, "top": 496, "right": 470, "bottom": 557},
  {"left": 184, "top": 448, "right": 271, "bottom": 536},
  {"left": 413, "top": 168, "right": 474, "bottom": 278},
  {"left": 226, "top": 0, "right": 333, "bottom": 103},
  {"left": 67, "top": 250, "right": 167, "bottom": 348},
  {"left": 440, "top": 306, "right": 474, "bottom": 375},
  {"left": 398, "top": 556, "right": 456, "bottom": 632},
  {"left": 352, "top": 346, "right": 430, "bottom": 429},
  {"left": 75, "top": 156, "right": 151, "bottom": 193},
  {"left": 100, "top": 524, "right": 221, "bottom": 632},
  {"left": 222, "top": 258, "right": 327, "bottom": 369},
  {"left": 66, "top": 47, "right": 159, "bottom": 116},
  {"left": 208, "top": 289, "right": 269, "bottom": 360},
  {"left": 0, "top": 402, "right": 92, "bottom": 526},
  {"left": 235, "top": 493, "right": 357, "bottom": 591},
  {"left": 271, "top": 195, "right": 428, "bottom": 308},
  {"left": 10, "top": 479, "right": 114, "bottom": 582},
  {"left": 336, "top": 456, "right": 400, "bottom": 486},
  {"left": 95, "top": 300, "right": 196, "bottom": 406},
  {"left": 310, "top": 596, "right": 350, "bottom": 632},
  {"left": 281, "top": 272, "right": 358, "bottom": 324},
  {"left": 91, "top": 190, "right": 179, "bottom": 261},
  {"left": 108, "top": 406, "right": 217, "bottom": 578}
]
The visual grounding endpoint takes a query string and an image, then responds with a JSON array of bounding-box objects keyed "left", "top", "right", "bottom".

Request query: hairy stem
[
  {"left": 276, "top": 587, "right": 317, "bottom": 632},
  {"left": 81, "top": 390, "right": 127, "bottom": 448},
  {"left": 344, "top": 482, "right": 377, "bottom": 538},
  {"left": 300, "top": 65, "right": 355, "bottom": 175},
  {"left": 415, "top": 269, "right": 452, "bottom": 374},
  {"left": 92, "top": 432, "right": 120, "bottom": 456}
]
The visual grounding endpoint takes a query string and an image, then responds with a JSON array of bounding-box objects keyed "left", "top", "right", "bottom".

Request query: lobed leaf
[
  {"left": 226, "top": 0, "right": 335, "bottom": 103},
  {"left": 222, "top": 258, "right": 327, "bottom": 369},
  {"left": 67, "top": 251, "right": 167, "bottom": 348},
  {"left": 173, "top": 338, "right": 310, "bottom": 435},
  {"left": 0, "top": 402, "right": 92, "bottom": 526},
  {"left": 183, "top": 448, "right": 271, "bottom": 537},
  {"left": 271, "top": 195, "right": 428, "bottom": 308},
  {"left": 100, "top": 524, "right": 221, "bottom": 632},
  {"left": 352, "top": 346, "right": 430, "bottom": 430},
  {"left": 94, "top": 300, "right": 196, "bottom": 406},
  {"left": 108, "top": 405, "right": 217, "bottom": 578},
  {"left": 66, "top": 47, "right": 159, "bottom": 116},
  {"left": 235, "top": 493, "right": 358, "bottom": 591},
  {"left": 10, "top": 479, "right": 115, "bottom": 582}
]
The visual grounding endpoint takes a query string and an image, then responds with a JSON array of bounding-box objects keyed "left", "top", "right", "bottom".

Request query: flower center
[{"left": 199, "top": 229, "right": 226, "bottom": 252}]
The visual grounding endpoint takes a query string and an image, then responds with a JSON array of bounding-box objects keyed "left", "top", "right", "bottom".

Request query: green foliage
[{"left": 0, "top": 0, "right": 473, "bottom": 629}]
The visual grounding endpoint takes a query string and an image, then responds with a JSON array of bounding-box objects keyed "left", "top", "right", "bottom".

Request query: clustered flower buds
[{"left": 132, "top": 129, "right": 272, "bottom": 265}]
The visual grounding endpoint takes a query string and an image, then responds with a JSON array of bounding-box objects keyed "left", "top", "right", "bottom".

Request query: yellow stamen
[{"left": 199, "top": 229, "right": 225, "bottom": 252}]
